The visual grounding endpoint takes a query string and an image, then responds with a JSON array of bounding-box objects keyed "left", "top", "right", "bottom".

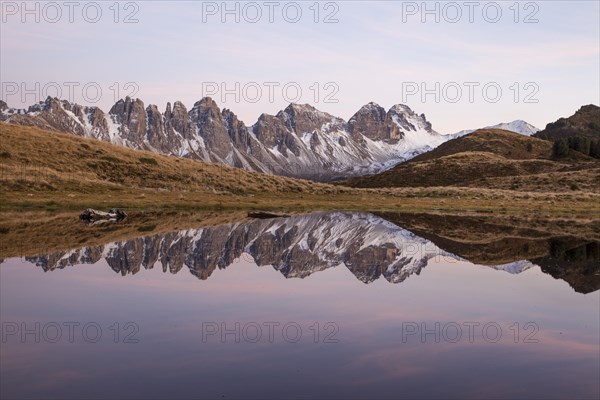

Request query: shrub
[
  {"left": 139, "top": 157, "right": 158, "bottom": 165},
  {"left": 552, "top": 139, "right": 569, "bottom": 158},
  {"left": 526, "top": 143, "right": 533, "bottom": 152},
  {"left": 589, "top": 139, "right": 600, "bottom": 159},
  {"left": 567, "top": 136, "right": 591, "bottom": 155}
]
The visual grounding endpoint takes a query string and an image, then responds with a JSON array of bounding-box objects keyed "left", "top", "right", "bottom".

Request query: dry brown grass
[
  {"left": 0, "top": 210, "right": 253, "bottom": 258},
  {"left": 1, "top": 123, "right": 599, "bottom": 215},
  {"left": 413, "top": 129, "right": 556, "bottom": 161},
  {"left": 0, "top": 122, "right": 344, "bottom": 195},
  {"left": 343, "top": 129, "right": 600, "bottom": 190}
]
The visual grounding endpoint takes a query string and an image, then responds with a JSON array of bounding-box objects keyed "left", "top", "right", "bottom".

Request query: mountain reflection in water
[
  {"left": 13, "top": 212, "right": 600, "bottom": 294},
  {"left": 1, "top": 211, "right": 599, "bottom": 400}
]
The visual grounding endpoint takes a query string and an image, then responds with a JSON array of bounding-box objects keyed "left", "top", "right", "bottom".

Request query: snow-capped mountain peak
[
  {"left": 452, "top": 119, "right": 541, "bottom": 137},
  {"left": 489, "top": 120, "right": 540, "bottom": 136},
  {"left": 1, "top": 97, "right": 453, "bottom": 181}
]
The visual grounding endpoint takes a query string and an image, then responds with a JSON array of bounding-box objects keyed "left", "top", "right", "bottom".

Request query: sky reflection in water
[{"left": 1, "top": 212, "right": 598, "bottom": 399}]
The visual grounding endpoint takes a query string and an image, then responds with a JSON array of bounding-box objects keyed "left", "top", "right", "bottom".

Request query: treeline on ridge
[{"left": 552, "top": 136, "right": 600, "bottom": 159}]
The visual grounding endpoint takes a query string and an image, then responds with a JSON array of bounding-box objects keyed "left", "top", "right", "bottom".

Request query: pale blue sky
[{"left": 1, "top": 0, "right": 599, "bottom": 132}]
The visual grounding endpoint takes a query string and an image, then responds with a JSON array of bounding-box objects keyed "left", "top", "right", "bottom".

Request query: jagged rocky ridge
[
  {"left": 0, "top": 97, "right": 449, "bottom": 180},
  {"left": 19, "top": 212, "right": 533, "bottom": 284}
]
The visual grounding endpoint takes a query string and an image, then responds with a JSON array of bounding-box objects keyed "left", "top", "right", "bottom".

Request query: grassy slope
[
  {"left": 412, "top": 128, "right": 555, "bottom": 161},
  {"left": 0, "top": 122, "right": 338, "bottom": 194},
  {"left": 343, "top": 129, "right": 600, "bottom": 191},
  {"left": 1, "top": 123, "right": 599, "bottom": 214}
]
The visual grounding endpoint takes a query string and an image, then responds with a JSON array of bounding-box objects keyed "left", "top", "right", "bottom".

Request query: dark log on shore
[
  {"left": 80, "top": 208, "right": 127, "bottom": 224},
  {"left": 247, "top": 211, "right": 291, "bottom": 219}
]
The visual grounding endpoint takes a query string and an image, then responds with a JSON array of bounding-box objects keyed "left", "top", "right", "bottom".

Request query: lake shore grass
[
  {"left": 2, "top": 187, "right": 599, "bottom": 216},
  {"left": 1, "top": 206, "right": 598, "bottom": 260}
]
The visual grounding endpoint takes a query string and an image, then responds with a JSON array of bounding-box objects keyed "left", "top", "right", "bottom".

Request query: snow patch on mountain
[
  {"left": 453, "top": 120, "right": 540, "bottom": 137},
  {"left": 1, "top": 97, "right": 456, "bottom": 181}
]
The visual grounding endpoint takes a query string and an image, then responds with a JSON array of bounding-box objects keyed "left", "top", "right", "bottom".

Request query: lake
[{"left": 1, "top": 211, "right": 598, "bottom": 399}]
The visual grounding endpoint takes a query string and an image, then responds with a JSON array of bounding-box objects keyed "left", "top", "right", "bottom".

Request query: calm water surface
[{"left": 1, "top": 212, "right": 598, "bottom": 399}]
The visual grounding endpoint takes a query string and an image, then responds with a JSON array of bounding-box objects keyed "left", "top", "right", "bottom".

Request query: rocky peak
[
  {"left": 110, "top": 96, "right": 145, "bottom": 115},
  {"left": 251, "top": 111, "right": 302, "bottom": 157},
  {"left": 222, "top": 108, "right": 250, "bottom": 148},
  {"left": 61, "top": 99, "right": 74, "bottom": 112},
  {"left": 349, "top": 102, "right": 386, "bottom": 122},
  {"left": 108, "top": 97, "right": 147, "bottom": 142},
  {"left": 387, "top": 103, "right": 433, "bottom": 133},
  {"left": 163, "top": 101, "right": 189, "bottom": 122},
  {"left": 21, "top": 97, "right": 88, "bottom": 135},
  {"left": 348, "top": 102, "right": 387, "bottom": 141},
  {"left": 277, "top": 103, "right": 336, "bottom": 135},
  {"left": 190, "top": 97, "right": 224, "bottom": 126},
  {"left": 164, "top": 100, "right": 194, "bottom": 139},
  {"left": 189, "top": 97, "right": 231, "bottom": 158},
  {"left": 145, "top": 104, "right": 165, "bottom": 147},
  {"left": 172, "top": 101, "right": 188, "bottom": 116},
  {"left": 281, "top": 102, "right": 319, "bottom": 116},
  {"left": 86, "top": 107, "right": 108, "bottom": 134},
  {"left": 351, "top": 102, "right": 386, "bottom": 117},
  {"left": 146, "top": 104, "right": 160, "bottom": 114},
  {"left": 347, "top": 102, "right": 437, "bottom": 143},
  {"left": 191, "top": 97, "right": 220, "bottom": 115},
  {"left": 388, "top": 103, "right": 413, "bottom": 115},
  {"left": 252, "top": 113, "right": 288, "bottom": 148},
  {"left": 0, "top": 100, "right": 7, "bottom": 112},
  {"left": 27, "top": 96, "right": 60, "bottom": 113}
]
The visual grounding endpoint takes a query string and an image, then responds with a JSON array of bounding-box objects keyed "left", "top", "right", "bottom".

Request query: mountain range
[
  {"left": 0, "top": 97, "right": 451, "bottom": 180},
  {"left": 0, "top": 97, "right": 545, "bottom": 181}
]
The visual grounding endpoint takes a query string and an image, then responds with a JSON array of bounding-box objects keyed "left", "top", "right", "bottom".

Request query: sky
[{"left": 1, "top": 0, "right": 599, "bottom": 133}]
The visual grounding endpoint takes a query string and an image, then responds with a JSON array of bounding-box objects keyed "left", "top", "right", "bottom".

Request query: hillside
[
  {"left": 452, "top": 120, "right": 540, "bottom": 137},
  {"left": 410, "top": 129, "right": 553, "bottom": 162},
  {"left": 2, "top": 123, "right": 600, "bottom": 214},
  {"left": 0, "top": 97, "right": 449, "bottom": 181},
  {"left": 343, "top": 129, "right": 600, "bottom": 191},
  {"left": 535, "top": 104, "right": 600, "bottom": 141},
  {"left": 0, "top": 122, "right": 342, "bottom": 195},
  {"left": 0, "top": 122, "right": 370, "bottom": 212}
]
